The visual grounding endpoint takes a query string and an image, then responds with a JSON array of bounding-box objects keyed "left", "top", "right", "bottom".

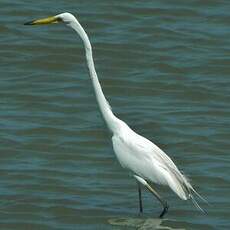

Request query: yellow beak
[{"left": 24, "top": 16, "right": 60, "bottom": 25}]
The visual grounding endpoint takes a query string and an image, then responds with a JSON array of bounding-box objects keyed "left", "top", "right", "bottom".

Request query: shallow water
[{"left": 0, "top": 0, "right": 229, "bottom": 229}]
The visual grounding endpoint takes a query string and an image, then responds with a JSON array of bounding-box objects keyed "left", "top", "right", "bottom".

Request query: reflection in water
[{"left": 108, "top": 217, "right": 185, "bottom": 230}]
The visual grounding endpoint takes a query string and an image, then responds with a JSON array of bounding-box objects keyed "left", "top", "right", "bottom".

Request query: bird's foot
[{"left": 159, "top": 203, "right": 169, "bottom": 218}]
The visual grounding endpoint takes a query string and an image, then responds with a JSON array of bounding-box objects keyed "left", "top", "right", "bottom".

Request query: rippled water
[{"left": 0, "top": 0, "right": 229, "bottom": 229}]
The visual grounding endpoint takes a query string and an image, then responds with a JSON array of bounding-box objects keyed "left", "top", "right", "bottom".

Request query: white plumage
[
  {"left": 112, "top": 119, "right": 190, "bottom": 200},
  {"left": 25, "top": 12, "right": 204, "bottom": 217}
]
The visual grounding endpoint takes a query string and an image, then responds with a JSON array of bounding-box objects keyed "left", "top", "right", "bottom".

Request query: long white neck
[{"left": 69, "top": 19, "right": 121, "bottom": 134}]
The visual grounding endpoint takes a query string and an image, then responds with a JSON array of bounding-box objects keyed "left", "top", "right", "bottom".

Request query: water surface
[{"left": 0, "top": 0, "right": 229, "bottom": 229}]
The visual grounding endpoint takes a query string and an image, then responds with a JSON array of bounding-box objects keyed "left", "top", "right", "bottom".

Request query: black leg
[
  {"left": 159, "top": 204, "right": 169, "bottom": 218},
  {"left": 137, "top": 182, "right": 143, "bottom": 213},
  {"left": 144, "top": 182, "right": 169, "bottom": 218}
]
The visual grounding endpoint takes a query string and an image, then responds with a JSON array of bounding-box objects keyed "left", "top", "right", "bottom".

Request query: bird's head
[
  {"left": 24, "top": 12, "right": 90, "bottom": 48},
  {"left": 24, "top": 12, "right": 76, "bottom": 26}
]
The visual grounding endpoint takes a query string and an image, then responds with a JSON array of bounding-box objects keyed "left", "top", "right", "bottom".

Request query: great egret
[{"left": 24, "top": 12, "right": 204, "bottom": 218}]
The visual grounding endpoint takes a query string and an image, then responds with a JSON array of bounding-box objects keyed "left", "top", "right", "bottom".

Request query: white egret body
[{"left": 25, "top": 12, "right": 204, "bottom": 217}]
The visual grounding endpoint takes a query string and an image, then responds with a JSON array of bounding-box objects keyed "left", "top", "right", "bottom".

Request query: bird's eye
[{"left": 56, "top": 17, "right": 63, "bottom": 22}]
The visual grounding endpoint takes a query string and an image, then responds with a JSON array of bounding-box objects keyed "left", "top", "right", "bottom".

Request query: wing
[
  {"left": 112, "top": 126, "right": 193, "bottom": 200},
  {"left": 112, "top": 129, "right": 171, "bottom": 184}
]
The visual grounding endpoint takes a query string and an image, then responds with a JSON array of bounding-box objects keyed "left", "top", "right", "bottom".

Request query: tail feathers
[
  {"left": 189, "top": 186, "right": 209, "bottom": 205},
  {"left": 185, "top": 180, "right": 209, "bottom": 213},
  {"left": 162, "top": 164, "right": 208, "bottom": 213},
  {"left": 190, "top": 194, "right": 206, "bottom": 213},
  {"left": 169, "top": 168, "right": 208, "bottom": 213}
]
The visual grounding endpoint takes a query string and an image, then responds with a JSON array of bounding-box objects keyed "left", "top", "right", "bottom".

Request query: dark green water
[{"left": 0, "top": 0, "right": 229, "bottom": 229}]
